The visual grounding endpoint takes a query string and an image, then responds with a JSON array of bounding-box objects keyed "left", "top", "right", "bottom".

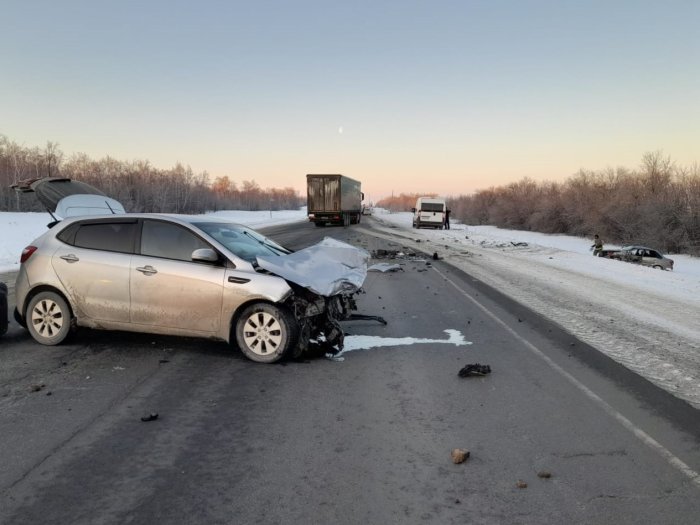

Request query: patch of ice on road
[{"left": 337, "top": 329, "right": 471, "bottom": 356}]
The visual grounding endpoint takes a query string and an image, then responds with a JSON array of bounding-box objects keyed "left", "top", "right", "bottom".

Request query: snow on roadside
[{"left": 368, "top": 209, "right": 700, "bottom": 409}]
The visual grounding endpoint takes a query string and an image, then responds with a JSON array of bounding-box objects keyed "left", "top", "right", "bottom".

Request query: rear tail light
[{"left": 20, "top": 245, "right": 38, "bottom": 263}]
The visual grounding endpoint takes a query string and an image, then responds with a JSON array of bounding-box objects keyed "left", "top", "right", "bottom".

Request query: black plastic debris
[
  {"left": 141, "top": 413, "right": 159, "bottom": 422},
  {"left": 432, "top": 252, "right": 439, "bottom": 260},
  {"left": 458, "top": 363, "right": 491, "bottom": 377},
  {"left": 372, "top": 249, "right": 399, "bottom": 258}
]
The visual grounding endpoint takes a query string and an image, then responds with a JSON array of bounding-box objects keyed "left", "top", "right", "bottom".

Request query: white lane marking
[{"left": 434, "top": 266, "right": 700, "bottom": 490}]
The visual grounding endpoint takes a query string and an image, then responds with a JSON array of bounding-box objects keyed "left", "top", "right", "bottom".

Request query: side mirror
[{"left": 192, "top": 248, "right": 219, "bottom": 263}]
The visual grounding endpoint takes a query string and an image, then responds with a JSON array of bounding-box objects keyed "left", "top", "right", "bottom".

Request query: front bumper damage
[
  {"left": 257, "top": 236, "right": 387, "bottom": 358},
  {"left": 285, "top": 285, "right": 386, "bottom": 358}
]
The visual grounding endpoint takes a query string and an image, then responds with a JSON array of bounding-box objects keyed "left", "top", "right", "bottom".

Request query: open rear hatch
[{"left": 12, "top": 177, "right": 125, "bottom": 218}]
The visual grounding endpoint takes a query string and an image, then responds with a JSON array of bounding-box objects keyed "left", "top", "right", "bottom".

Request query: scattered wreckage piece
[
  {"left": 458, "top": 363, "right": 492, "bottom": 377},
  {"left": 346, "top": 313, "right": 388, "bottom": 325},
  {"left": 451, "top": 448, "right": 470, "bottom": 464},
  {"left": 371, "top": 248, "right": 421, "bottom": 260}
]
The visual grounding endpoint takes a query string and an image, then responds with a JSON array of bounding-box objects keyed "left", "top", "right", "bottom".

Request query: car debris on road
[
  {"left": 451, "top": 448, "right": 470, "bottom": 464},
  {"left": 458, "top": 363, "right": 492, "bottom": 377}
]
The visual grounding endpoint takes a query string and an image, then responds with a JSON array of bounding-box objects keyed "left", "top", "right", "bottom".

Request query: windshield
[{"left": 192, "top": 222, "right": 291, "bottom": 263}]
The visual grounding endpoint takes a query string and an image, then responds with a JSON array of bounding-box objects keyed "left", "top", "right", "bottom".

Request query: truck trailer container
[{"left": 307, "top": 174, "right": 363, "bottom": 227}]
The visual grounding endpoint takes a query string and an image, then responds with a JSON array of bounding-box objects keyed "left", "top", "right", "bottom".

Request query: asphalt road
[{"left": 1, "top": 217, "right": 699, "bottom": 524}]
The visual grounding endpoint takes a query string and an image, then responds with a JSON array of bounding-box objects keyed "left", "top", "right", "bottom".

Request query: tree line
[
  {"left": 377, "top": 152, "right": 700, "bottom": 255},
  {"left": 0, "top": 135, "right": 305, "bottom": 214}
]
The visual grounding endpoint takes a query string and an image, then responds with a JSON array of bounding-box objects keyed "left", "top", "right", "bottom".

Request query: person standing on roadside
[
  {"left": 591, "top": 234, "right": 603, "bottom": 256},
  {"left": 444, "top": 208, "right": 451, "bottom": 230}
]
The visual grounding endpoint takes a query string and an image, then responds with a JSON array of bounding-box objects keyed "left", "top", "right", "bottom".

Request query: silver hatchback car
[
  {"left": 615, "top": 245, "right": 674, "bottom": 270},
  {"left": 14, "top": 178, "right": 368, "bottom": 363}
]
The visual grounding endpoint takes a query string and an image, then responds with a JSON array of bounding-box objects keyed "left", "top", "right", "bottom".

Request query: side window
[
  {"left": 73, "top": 222, "right": 137, "bottom": 254},
  {"left": 141, "top": 220, "right": 211, "bottom": 262}
]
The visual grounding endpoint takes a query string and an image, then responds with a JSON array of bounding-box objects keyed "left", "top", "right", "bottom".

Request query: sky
[{"left": 1, "top": 0, "right": 698, "bottom": 199}]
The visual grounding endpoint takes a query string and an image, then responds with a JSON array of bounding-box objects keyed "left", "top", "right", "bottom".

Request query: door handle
[
  {"left": 136, "top": 265, "right": 158, "bottom": 275},
  {"left": 60, "top": 254, "right": 79, "bottom": 263},
  {"left": 228, "top": 276, "right": 251, "bottom": 284}
]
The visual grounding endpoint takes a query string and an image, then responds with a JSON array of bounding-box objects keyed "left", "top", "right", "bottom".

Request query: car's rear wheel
[
  {"left": 0, "top": 283, "right": 8, "bottom": 336},
  {"left": 235, "top": 303, "right": 299, "bottom": 363},
  {"left": 26, "top": 291, "right": 73, "bottom": 345}
]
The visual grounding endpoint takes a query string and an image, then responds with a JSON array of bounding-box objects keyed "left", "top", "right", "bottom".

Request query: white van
[{"left": 412, "top": 197, "right": 446, "bottom": 229}]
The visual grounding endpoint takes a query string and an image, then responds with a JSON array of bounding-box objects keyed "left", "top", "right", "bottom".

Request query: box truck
[{"left": 307, "top": 174, "right": 364, "bottom": 227}]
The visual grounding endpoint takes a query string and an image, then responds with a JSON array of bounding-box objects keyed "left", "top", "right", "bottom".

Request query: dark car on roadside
[{"left": 0, "top": 282, "right": 7, "bottom": 336}]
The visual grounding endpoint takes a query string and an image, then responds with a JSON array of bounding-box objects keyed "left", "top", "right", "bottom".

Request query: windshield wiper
[{"left": 242, "top": 230, "right": 289, "bottom": 255}]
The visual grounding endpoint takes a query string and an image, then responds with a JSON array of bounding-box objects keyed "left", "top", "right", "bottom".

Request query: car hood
[
  {"left": 256, "top": 237, "right": 369, "bottom": 296},
  {"left": 12, "top": 177, "right": 125, "bottom": 217}
]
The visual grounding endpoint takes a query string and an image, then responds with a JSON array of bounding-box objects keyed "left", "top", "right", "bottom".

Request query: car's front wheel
[
  {"left": 234, "top": 303, "right": 299, "bottom": 363},
  {"left": 26, "top": 291, "right": 73, "bottom": 345},
  {"left": 652, "top": 264, "right": 664, "bottom": 270}
]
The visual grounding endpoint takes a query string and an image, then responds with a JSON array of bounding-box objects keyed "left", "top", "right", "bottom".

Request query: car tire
[
  {"left": 0, "top": 283, "right": 8, "bottom": 336},
  {"left": 235, "top": 303, "right": 299, "bottom": 363},
  {"left": 652, "top": 264, "right": 663, "bottom": 270},
  {"left": 26, "top": 291, "right": 73, "bottom": 345}
]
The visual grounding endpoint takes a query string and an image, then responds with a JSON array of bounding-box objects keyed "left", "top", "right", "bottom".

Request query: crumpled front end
[
  {"left": 257, "top": 237, "right": 378, "bottom": 357},
  {"left": 284, "top": 284, "right": 359, "bottom": 358},
  {"left": 256, "top": 237, "right": 369, "bottom": 296}
]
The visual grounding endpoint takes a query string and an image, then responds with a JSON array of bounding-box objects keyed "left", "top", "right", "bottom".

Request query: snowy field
[{"left": 2, "top": 208, "right": 699, "bottom": 409}]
